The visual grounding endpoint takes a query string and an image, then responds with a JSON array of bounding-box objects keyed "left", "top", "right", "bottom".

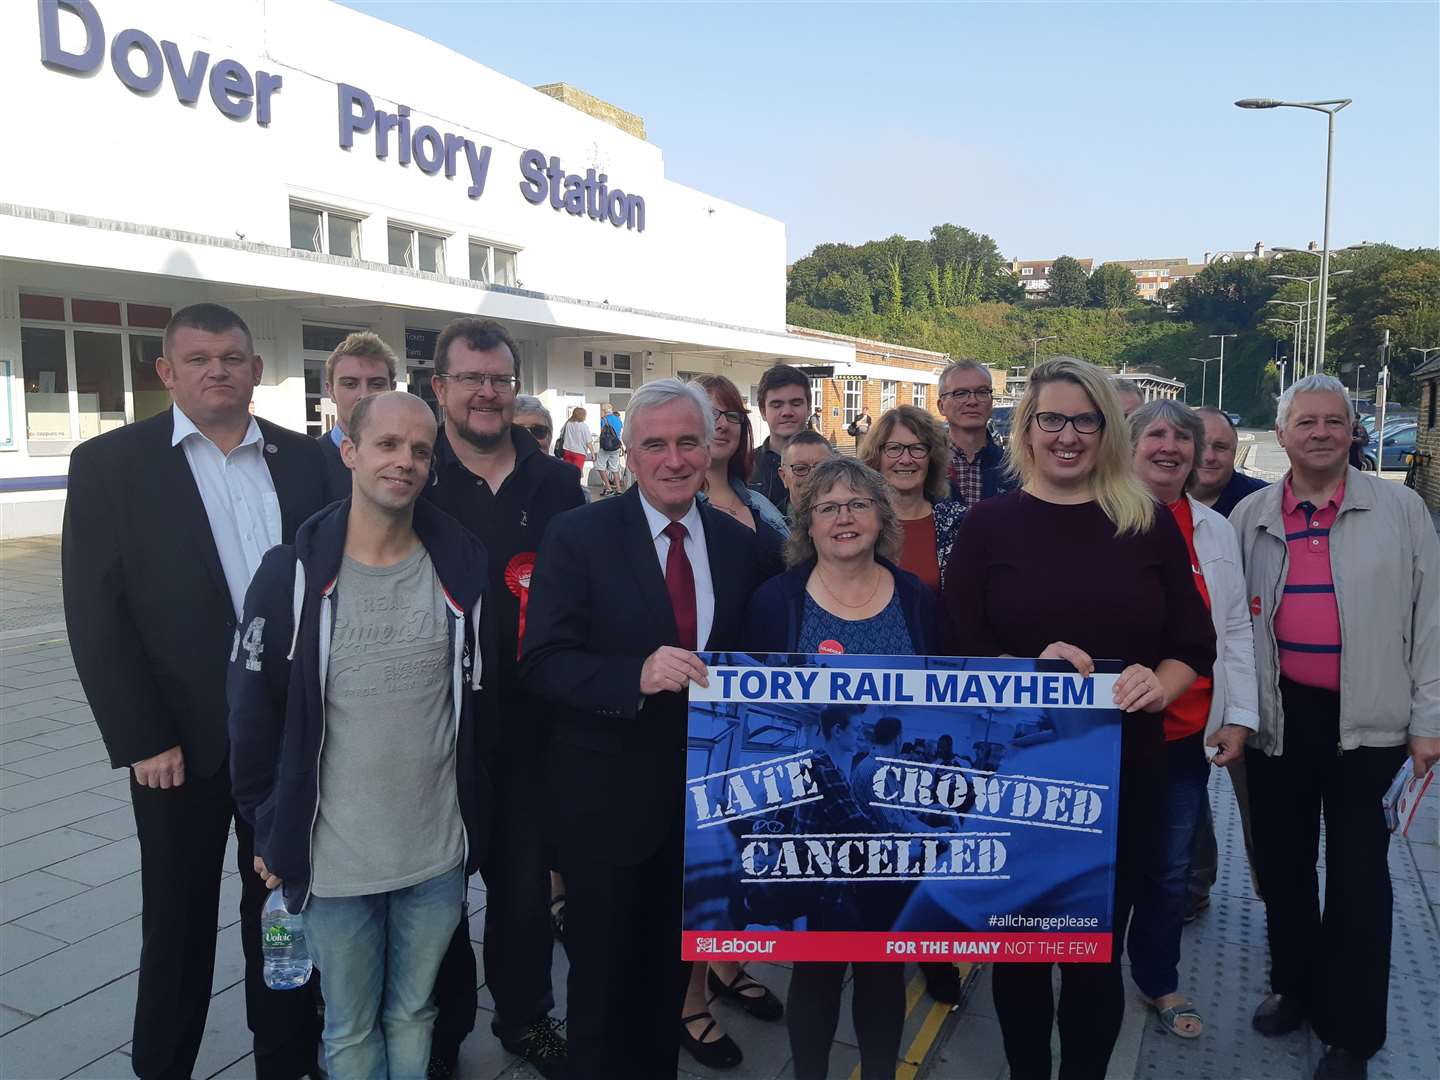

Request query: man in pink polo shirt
[{"left": 1231, "top": 374, "right": 1440, "bottom": 1080}]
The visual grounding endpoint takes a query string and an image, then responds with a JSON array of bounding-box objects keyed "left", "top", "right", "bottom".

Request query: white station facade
[{"left": 0, "top": 0, "right": 853, "bottom": 537}]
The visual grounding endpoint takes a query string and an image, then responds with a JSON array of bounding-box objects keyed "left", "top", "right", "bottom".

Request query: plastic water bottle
[{"left": 261, "top": 888, "right": 312, "bottom": 989}]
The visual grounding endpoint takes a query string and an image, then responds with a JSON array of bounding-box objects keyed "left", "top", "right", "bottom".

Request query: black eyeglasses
[
  {"left": 517, "top": 424, "right": 550, "bottom": 440},
  {"left": 784, "top": 463, "right": 816, "bottom": 478},
  {"left": 712, "top": 408, "right": 744, "bottom": 426},
  {"left": 1034, "top": 411, "right": 1105, "bottom": 434},
  {"left": 436, "top": 372, "right": 518, "bottom": 394},
  {"left": 880, "top": 442, "right": 929, "bottom": 460},
  {"left": 938, "top": 387, "right": 993, "bottom": 403},
  {"left": 813, "top": 498, "right": 876, "bottom": 519}
]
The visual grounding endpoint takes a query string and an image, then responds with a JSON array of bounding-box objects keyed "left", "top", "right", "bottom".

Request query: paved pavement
[{"left": 2, "top": 535, "right": 1436, "bottom": 1079}]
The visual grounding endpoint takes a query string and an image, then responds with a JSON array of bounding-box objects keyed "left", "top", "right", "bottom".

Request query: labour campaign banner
[{"left": 680, "top": 653, "right": 1123, "bottom": 964}]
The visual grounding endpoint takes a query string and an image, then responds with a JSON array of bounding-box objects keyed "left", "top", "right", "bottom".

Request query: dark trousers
[
  {"left": 560, "top": 829, "right": 687, "bottom": 1078},
  {"left": 429, "top": 902, "right": 478, "bottom": 1062},
  {"left": 480, "top": 749, "right": 556, "bottom": 1042},
  {"left": 993, "top": 727, "right": 1155, "bottom": 1080},
  {"left": 129, "top": 765, "right": 320, "bottom": 1080},
  {"left": 1246, "top": 678, "right": 1406, "bottom": 1059},
  {"left": 1188, "top": 754, "right": 1262, "bottom": 902},
  {"left": 1128, "top": 732, "right": 1209, "bottom": 999},
  {"left": 787, "top": 962, "right": 904, "bottom": 1080}
]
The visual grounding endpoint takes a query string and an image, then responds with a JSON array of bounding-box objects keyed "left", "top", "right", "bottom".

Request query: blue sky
[{"left": 342, "top": 1, "right": 1439, "bottom": 265}]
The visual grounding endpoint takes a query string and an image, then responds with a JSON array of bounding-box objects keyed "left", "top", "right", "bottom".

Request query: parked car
[
  {"left": 1225, "top": 411, "right": 1243, "bottom": 428},
  {"left": 1363, "top": 410, "right": 1417, "bottom": 435},
  {"left": 990, "top": 406, "right": 1015, "bottom": 448},
  {"left": 1360, "top": 424, "right": 1417, "bottom": 471}
]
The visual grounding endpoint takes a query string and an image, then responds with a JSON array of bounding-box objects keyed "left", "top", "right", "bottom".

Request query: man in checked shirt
[{"left": 937, "top": 360, "right": 1016, "bottom": 507}]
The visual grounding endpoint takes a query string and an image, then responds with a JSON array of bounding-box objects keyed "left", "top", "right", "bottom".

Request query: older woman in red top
[
  {"left": 1124, "top": 400, "right": 1259, "bottom": 1040},
  {"left": 942, "top": 358, "right": 1215, "bottom": 1080}
]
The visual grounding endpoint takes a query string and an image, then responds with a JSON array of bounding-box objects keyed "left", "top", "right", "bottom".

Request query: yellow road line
[{"left": 848, "top": 964, "right": 974, "bottom": 1080}]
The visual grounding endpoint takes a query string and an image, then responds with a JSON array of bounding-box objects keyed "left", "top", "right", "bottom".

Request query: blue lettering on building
[
  {"left": 38, "top": 2, "right": 650, "bottom": 231},
  {"left": 40, "top": 0, "right": 282, "bottom": 125}
]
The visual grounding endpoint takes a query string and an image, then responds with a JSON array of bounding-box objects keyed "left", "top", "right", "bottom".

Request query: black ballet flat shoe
[
  {"left": 1252, "top": 992, "right": 1306, "bottom": 1037},
  {"left": 680, "top": 1011, "right": 743, "bottom": 1070},
  {"left": 707, "top": 965, "right": 784, "bottom": 1022}
]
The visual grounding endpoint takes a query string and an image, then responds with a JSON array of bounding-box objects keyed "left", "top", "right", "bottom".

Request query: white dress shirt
[
  {"left": 172, "top": 405, "right": 282, "bottom": 620},
  {"left": 637, "top": 490, "right": 715, "bottom": 650}
]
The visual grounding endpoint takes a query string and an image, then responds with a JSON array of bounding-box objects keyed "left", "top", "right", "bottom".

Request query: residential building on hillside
[
  {"left": 1104, "top": 257, "right": 1201, "bottom": 301},
  {"left": 1004, "top": 366, "right": 1183, "bottom": 403},
  {"left": 1010, "top": 258, "right": 1094, "bottom": 296}
]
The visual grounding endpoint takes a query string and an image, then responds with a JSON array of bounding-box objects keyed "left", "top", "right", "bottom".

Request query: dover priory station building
[{"left": 0, "top": 0, "right": 978, "bottom": 537}]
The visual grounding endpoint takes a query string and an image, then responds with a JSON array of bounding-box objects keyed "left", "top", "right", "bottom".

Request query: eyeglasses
[
  {"left": 880, "top": 441, "right": 929, "bottom": 460},
  {"left": 436, "top": 372, "right": 518, "bottom": 394},
  {"left": 1034, "top": 411, "right": 1105, "bottom": 434},
  {"left": 784, "top": 463, "right": 816, "bottom": 478},
  {"left": 813, "top": 498, "right": 876, "bottom": 519},
  {"left": 712, "top": 408, "right": 744, "bottom": 426},
  {"left": 938, "top": 387, "right": 993, "bottom": 403},
  {"left": 517, "top": 424, "right": 550, "bottom": 440}
]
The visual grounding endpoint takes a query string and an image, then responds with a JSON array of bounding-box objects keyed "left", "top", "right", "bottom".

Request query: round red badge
[
  {"left": 505, "top": 553, "right": 537, "bottom": 659},
  {"left": 817, "top": 639, "right": 845, "bottom": 655},
  {"left": 1249, "top": 596, "right": 1262, "bottom": 617}
]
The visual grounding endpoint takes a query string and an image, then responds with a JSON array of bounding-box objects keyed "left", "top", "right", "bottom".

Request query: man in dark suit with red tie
[
  {"left": 62, "top": 304, "right": 326, "bottom": 1079},
  {"left": 520, "top": 378, "right": 779, "bottom": 1078}
]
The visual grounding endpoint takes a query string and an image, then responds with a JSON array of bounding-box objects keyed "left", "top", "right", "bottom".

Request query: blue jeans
[
  {"left": 305, "top": 864, "right": 465, "bottom": 1079},
  {"left": 1127, "top": 732, "right": 1209, "bottom": 1000}
]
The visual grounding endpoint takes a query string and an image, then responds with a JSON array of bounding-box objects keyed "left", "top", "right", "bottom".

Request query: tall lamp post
[
  {"left": 1353, "top": 363, "right": 1365, "bottom": 405},
  {"left": 1236, "top": 97, "right": 1352, "bottom": 371},
  {"left": 1210, "top": 333, "right": 1237, "bottom": 412},
  {"left": 1269, "top": 270, "right": 1351, "bottom": 376},
  {"left": 1266, "top": 317, "right": 1302, "bottom": 390},
  {"left": 1188, "top": 357, "right": 1216, "bottom": 407},
  {"left": 1029, "top": 335, "right": 1058, "bottom": 365},
  {"left": 1411, "top": 346, "right": 1440, "bottom": 366}
]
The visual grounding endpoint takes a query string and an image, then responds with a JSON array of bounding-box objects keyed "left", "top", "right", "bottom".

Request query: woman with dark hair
[
  {"left": 861, "top": 405, "right": 965, "bottom": 593},
  {"left": 941, "top": 358, "right": 1215, "bottom": 1080},
  {"left": 693, "top": 374, "right": 788, "bottom": 551},
  {"left": 743, "top": 457, "right": 936, "bottom": 1080}
]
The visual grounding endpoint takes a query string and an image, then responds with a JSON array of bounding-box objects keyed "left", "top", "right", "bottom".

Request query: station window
[
  {"left": 881, "top": 380, "right": 897, "bottom": 412},
  {"left": 289, "top": 202, "right": 362, "bottom": 258},
  {"left": 468, "top": 240, "right": 520, "bottom": 286},
  {"left": 389, "top": 224, "right": 447, "bottom": 275},
  {"left": 843, "top": 380, "right": 862, "bottom": 424},
  {"left": 811, "top": 377, "right": 824, "bottom": 407},
  {"left": 912, "top": 384, "right": 927, "bottom": 410},
  {"left": 17, "top": 293, "right": 172, "bottom": 449}
]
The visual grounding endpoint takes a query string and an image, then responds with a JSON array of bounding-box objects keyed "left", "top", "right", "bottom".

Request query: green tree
[
  {"left": 841, "top": 271, "right": 873, "bottom": 316},
  {"left": 1088, "top": 264, "right": 1137, "bottom": 308},
  {"left": 1047, "top": 256, "right": 1090, "bottom": 307}
]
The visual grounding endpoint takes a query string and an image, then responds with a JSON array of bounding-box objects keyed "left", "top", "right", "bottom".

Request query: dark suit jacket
[
  {"left": 316, "top": 428, "right": 351, "bottom": 504},
  {"left": 519, "top": 486, "right": 780, "bottom": 865},
  {"left": 62, "top": 410, "right": 332, "bottom": 779}
]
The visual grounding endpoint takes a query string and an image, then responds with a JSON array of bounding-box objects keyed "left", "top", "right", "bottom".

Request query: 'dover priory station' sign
[{"left": 38, "top": 0, "right": 649, "bottom": 233}]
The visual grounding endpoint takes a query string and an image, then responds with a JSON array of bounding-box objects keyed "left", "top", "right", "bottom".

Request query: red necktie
[{"left": 663, "top": 521, "right": 697, "bottom": 650}]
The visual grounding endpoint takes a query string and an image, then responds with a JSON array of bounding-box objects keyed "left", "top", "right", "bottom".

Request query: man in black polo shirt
[{"left": 422, "top": 318, "right": 583, "bottom": 1078}]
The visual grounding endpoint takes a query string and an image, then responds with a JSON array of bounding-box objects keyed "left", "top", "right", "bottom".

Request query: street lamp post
[
  {"left": 1269, "top": 270, "right": 1350, "bottom": 376},
  {"left": 1266, "top": 317, "right": 1301, "bottom": 391},
  {"left": 1236, "top": 98, "right": 1352, "bottom": 371},
  {"left": 1353, "top": 363, "right": 1365, "bottom": 404},
  {"left": 1411, "top": 346, "right": 1440, "bottom": 366},
  {"left": 1029, "top": 335, "right": 1058, "bottom": 365},
  {"left": 1188, "top": 357, "right": 1216, "bottom": 407},
  {"left": 1210, "top": 333, "right": 1237, "bottom": 412}
]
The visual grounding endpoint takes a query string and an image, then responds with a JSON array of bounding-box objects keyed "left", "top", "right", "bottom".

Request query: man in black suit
[
  {"left": 62, "top": 303, "right": 327, "bottom": 1080},
  {"left": 520, "top": 377, "right": 780, "bottom": 1078},
  {"left": 316, "top": 330, "right": 397, "bottom": 500}
]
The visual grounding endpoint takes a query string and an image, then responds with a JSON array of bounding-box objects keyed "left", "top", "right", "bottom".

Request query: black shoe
[
  {"left": 1183, "top": 894, "right": 1210, "bottom": 923},
  {"left": 426, "top": 1053, "right": 457, "bottom": 1080},
  {"left": 1315, "top": 1047, "right": 1368, "bottom": 1080},
  {"left": 680, "top": 1011, "right": 743, "bottom": 1070},
  {"left": 922, "top": 961, "right": 963, "bottom": 1004},
  {"left": 707, "top": 965, "right": 784, "bottom": 1022},
  {"left": 1252, "top": 992, "right": 1306, "bottom": 1036},
  {"left": 501, "top": 1017, "right": 569, "bottom": 1079}
]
